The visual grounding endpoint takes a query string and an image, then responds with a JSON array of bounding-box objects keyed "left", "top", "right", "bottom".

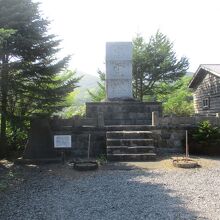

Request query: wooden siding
[{"left": 193, "top": 73, "right": 220, "bottom": 114}]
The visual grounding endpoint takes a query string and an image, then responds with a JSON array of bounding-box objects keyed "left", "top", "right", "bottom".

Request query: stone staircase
[{"left": 106, "top": 129, "right": 156, "bottom": 161}]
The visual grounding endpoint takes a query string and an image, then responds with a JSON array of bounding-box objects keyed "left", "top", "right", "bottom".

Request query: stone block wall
[
  {"left": 158, "top": 115, "right": 220, "bottom": 126},
  {"left": 152, "top": 115, "right": 220, "bottom": 154},
  {"left": 151, "top": 126, "right": 191, "bottom": 154},
  {"left": 24, "top": 113, "right": 220, "bottom": 159},
  {"left": 86, "top": 101, "right": 162, "bottom": 125},
  {"left": 24, "top": 117, "right": 106, "bottom": 160},
  {"left": 70, "top": 130, "right": 106, "bottom": 158}
]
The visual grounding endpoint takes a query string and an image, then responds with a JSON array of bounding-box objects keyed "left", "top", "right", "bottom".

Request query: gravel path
[{"left": 1, "top": 162, "right": 220, "bottom": 220}]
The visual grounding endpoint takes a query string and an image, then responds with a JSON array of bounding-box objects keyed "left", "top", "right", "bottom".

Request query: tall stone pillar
[{"left": 106, "top": 42, "right": 133, "bottom": 101}]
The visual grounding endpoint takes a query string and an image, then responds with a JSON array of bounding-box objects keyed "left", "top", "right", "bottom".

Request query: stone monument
[
  {"left": 106, "top": 42, "right": 133, "bottom": 100},
  {"left": 23, "top": 42, "right": 163, "bottom": 161},
  {"left": 86, "top": 42, "right": 162, "bottom": 125}
]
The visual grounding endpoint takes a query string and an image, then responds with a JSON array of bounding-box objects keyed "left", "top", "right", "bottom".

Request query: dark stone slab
[{"left": 23, "top": 118, "right": 57, "bottom": 159}]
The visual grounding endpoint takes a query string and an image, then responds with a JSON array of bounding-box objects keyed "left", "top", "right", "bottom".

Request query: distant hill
[
  {"left": 186, "top": 72, "right": 193, "bottom": 77},
  {"left": 76, "top": 72, "right": 99, "bottom": 89},
  {"left": 75, "top": 73, "right": 99, "bottom": 104}
]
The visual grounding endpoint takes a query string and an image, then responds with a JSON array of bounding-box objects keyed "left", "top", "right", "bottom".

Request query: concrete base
[{"left": 86, "top": 101, "right": 162, "bottom": 125}]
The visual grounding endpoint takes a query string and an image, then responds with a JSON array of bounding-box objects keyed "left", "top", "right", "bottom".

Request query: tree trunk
[
  {"left": 0, "top": 50, "right": 8, "bottom": 156},
  {"left": 140, "top": 76, "right": 143, "bottom": 102},
  {"left": 0, "top": 95, "right": 7, "bottom": 155},
  {"left": 135, "top": 74, "right": 138, "bottom": 99}
]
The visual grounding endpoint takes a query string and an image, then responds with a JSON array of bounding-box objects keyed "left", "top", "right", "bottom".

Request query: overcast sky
[{"left": 37, "top": 0, "right": 220, "bottom": 76}]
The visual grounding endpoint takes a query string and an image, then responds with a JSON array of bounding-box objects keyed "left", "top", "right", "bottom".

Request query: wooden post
[
  {"left": 88, "top": 134, "right": 91, "bottom": 159},
  {"left": 216, "top": 113, "right": 220, "bottom": 126},
  {"left": 186, "top": 130, "right": 189, "bottom": 158},
  {"left": 152, "top": 111, "right": 158, "bottom": 126}
]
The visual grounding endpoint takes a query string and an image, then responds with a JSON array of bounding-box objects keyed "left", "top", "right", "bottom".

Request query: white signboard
[{"left": 54, "top": 135, "right": 72, "bottom": 148}]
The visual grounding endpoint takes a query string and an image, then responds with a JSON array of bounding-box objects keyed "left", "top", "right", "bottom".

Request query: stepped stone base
[
  {"left": 106, "top": 130, "right": 156, "bottom": 162},
  {"left": 86, "top": 101, "right": 162, "bottom": 125}
]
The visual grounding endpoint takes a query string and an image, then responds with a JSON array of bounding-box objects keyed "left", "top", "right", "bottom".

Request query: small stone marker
[
  {"left": 54, "top": 135, "right": 72, "bottom": 148},
  {"left": 106, "top": 42, "right": 133, "bottom": 100}
]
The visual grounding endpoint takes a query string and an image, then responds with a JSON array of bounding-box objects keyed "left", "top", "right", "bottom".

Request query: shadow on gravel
[
  {"left": 0, "top": 163, "right": 200, "bottom": 220},
  {"left": 121, "top": 171, "right": 199, "bottom": 219}
]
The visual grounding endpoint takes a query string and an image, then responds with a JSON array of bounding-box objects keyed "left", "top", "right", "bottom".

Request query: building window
[{"left": 202, "top": 98, "right": 209, "bottom": 109}]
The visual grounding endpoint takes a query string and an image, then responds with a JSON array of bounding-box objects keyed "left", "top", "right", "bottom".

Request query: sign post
[{"left": 54, "top": 135, "right": 72, "bottom": 164}]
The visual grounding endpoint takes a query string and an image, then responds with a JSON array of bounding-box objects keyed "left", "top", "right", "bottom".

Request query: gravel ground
[{"left": 1, "top": 160, "right": 220, "bottom": 220}]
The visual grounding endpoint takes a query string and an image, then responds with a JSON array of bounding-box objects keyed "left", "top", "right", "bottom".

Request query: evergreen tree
[
  {"left": 0, "top": 0, "right": 80, "bottom": 156},
  {"left": 88, "top": 70, "right": 106, "bottom": 102},
  {"left": 132, "top": 34, "right": 147, "bottom": 101},
  {"left": 132, "top": 31, "right": 189, "bottom": 101},
  {"left": 0, "top": 28, "right": 17, "bottom": 155}
]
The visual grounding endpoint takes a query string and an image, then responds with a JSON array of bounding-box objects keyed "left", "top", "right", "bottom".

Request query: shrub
[
  {"left": 192, "top": 120, "right": 220, "bottom": 142},
  {"left": 6, "top": 125, "right": 28, "bottom": 151}
]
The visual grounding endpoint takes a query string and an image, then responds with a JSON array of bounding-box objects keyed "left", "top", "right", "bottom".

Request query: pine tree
[
  {"left": 88, "top": 70, "right": 106, "bottom": 102},
  {"left": 0, "top": 0, "right": 80, "bottom": 156},
  {"left": 132, "top": 31, "right": 189, "bottom": 101}
]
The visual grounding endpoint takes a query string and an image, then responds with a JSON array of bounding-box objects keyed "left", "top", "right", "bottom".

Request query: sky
[{"left": 37, "top": 0, "right": 220, "bottom": 76}]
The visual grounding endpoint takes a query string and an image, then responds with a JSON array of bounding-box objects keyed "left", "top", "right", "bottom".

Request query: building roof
[{"left": 188, "top": 64, "right": 220, "bottom": 89}]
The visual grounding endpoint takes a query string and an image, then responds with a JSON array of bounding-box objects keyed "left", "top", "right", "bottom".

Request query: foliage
[
  {"left": 0, "top": 28, "right": 16, "bottom": 47},
  {"left": 0, "top": 0, "right": 80, "bottom": 156},
  {"left": 57, "top": 82, "right": 86, "bottom": 118},
  {"left": 59, "top": 104, "right": 86, "bottom": 118},
  {"left": 73, "top": 105, "right": 86, "bottom": 117},
  {"left": 88, "top": 70, "right": 106, "bottom": 102},
  {"left": 96, "top": 154, "right": 107, "bottom": 165},
  {"left": 156, "top": 76, "right": 194, "bottom": 116},
  {"left": 193, "top": 120, "right": 220, "bottom": 142},
  {"left": 132, "top": 31, "right": 189, "bottom": 101},
  {"left": 6, "top": 121, "right": 28, "bottom": 151}
]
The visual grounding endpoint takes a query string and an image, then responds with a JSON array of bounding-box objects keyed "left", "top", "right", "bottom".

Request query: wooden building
[{"left": 189, "top": 64, "right": 220, "bottom": 115}]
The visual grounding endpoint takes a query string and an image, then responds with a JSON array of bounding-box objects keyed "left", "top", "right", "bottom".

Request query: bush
[
  {"left": 6, "top": 125, "right": 28, "bottom": 152},
  {"left": 192, "top": 120, "right": 220, "bottom": 142}
]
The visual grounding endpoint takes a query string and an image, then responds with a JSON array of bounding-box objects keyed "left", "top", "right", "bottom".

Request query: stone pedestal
[
  {"left": 86, "top": 42, "right": 162, "bottom": 126},
  {"left": 86, "top": 101, "right": 162, "bottom": 125}
]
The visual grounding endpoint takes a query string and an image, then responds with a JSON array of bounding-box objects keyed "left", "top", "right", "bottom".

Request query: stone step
[
  {"left": 105, "top": 119, "right": 151, "bottom": 125},
  {"left": 106, "top": 125, "right": 155, "bottom": 131},
  {"left": 106, "top": 131, "right": 153, "bottom": 139},
  {"left": 107, "top": 145, "right": 155, "bottom": 154},
  {"left": 103, "top": 112, "right": 152, "bottom": 120},
  {"left": 107, "top": 153, "right": 156, "bottom": 161},
  {"left": 107, "top": 138, "right": 154, "bottom": 146}
]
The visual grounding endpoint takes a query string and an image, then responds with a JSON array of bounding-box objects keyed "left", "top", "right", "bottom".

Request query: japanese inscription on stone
[
  {"left": 54, "top": 135, "right": 72, "bottom": 148},
  {"left": 106, "top": 42, "right": 133, "bottom": 100}
]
